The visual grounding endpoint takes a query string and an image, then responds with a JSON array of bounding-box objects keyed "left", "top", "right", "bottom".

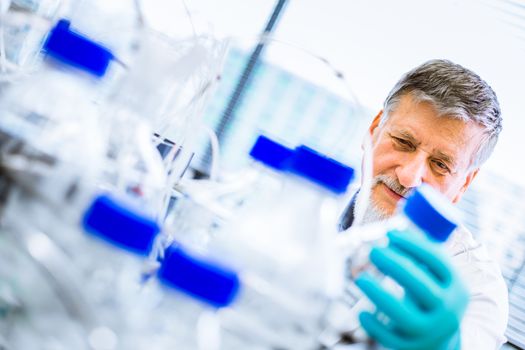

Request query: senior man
[{"left": 340, "top": 60, "right": 508, "bottom": 349}]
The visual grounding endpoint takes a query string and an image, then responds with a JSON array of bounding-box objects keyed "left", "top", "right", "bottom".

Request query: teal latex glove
[{"left": 355, "top": 229, "right": 469, "bottom": 350}]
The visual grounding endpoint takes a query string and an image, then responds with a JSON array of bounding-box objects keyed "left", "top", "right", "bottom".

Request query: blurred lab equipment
[{"left": 0, "top": 1, "right": 480, "bottom": 349}]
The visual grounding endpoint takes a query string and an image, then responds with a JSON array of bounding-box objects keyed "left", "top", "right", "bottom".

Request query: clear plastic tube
[{"left": 353, "top": 130, "right": 374, "bottom": 227}]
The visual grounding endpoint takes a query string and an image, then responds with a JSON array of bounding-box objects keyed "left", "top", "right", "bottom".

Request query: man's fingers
[
  {"left": 369, "top": 246, "right": 442, "bottom": 310},
  {"left": 355, "top": 272, "right": 426, "bottom": 334},
  {"left": 359, "top": 311, "right": 410, "bottom": 349},
  {"left": 387, "top": 230, "right": 453, "bottom": 284}
]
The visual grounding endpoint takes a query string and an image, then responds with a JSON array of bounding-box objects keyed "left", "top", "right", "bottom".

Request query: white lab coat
[{"left": 445, "top": 226, "right": 509, "bottom": 350}]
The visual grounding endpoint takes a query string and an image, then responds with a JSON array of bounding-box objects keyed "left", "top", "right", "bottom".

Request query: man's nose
[{"left": 395, "top": 153, "right": 428, "bottom": 189}]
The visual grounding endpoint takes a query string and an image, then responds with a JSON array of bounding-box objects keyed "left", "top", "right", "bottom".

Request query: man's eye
[
  {"left": 392, "top": 137, "right": 414, "bottom": 150},
  {"left": 432, "top": 159, "right": 450, "bottom": 174}
]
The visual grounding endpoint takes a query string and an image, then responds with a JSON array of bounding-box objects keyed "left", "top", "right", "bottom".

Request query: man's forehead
[{"left": 389, "top": 124, "right": 459, "bottom": 153}]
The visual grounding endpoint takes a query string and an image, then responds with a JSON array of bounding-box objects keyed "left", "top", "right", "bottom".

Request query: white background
[{"left": 147, "top": 0, "right": 525, "bottom": 185}]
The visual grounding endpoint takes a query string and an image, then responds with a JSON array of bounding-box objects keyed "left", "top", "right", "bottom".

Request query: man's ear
[
  {"left": 369, "top": 110, "right": 383, "bottom": 135},
  {"left": 452, "top": 168, "right": 479, "bottom": 204},
  {"left": 361, "top": 110, "right": 383, "bottom": 150}
]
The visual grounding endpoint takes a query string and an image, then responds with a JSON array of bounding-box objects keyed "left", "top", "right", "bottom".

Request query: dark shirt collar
[{"left": 338, "top": 190, "right": 358, "bottom": 231}]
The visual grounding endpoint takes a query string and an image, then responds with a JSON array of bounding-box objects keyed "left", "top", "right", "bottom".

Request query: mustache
[{"left": 373, "top": 174, "right": 411, "bottom": 198}]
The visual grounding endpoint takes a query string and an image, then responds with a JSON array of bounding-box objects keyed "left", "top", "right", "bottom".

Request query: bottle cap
[
  {"left": 82, "top": 194, "right": 160, "bottom": 255},
  {"left": 158, "top": 245, "right": 240, "bottom": 308},
  {"left": 249, "top": 135, "right": 294, "bottom": 171},
  {"left": 43, "top": 19, "right": 114, "bottom": 77},
  {"left": 403, "top": 184, "right": 460, "bottom": 242},
  {"left": 288, "top": 145, "right": 354, "bottom": 194}
]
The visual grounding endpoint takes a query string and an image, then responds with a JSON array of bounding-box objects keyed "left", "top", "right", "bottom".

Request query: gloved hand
[{"left": 355, "top": 229, "right": 469, "bottom": 350}]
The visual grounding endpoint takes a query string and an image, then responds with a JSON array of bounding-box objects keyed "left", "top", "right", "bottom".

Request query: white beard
[
  {"left": 355, "top": 191, "right": 390, "bottom": 225},
  {"left": 353, "top": 173, "right": 410, "bottom": 226}
]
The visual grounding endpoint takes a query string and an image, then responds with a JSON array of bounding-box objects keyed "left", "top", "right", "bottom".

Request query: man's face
[{"left": 365, "top": 94, "right": 484, "bottom": 218}]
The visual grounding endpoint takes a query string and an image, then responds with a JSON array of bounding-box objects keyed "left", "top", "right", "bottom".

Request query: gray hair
[{"left": 381, "top": 59, "right": 502, "bottom": 169}]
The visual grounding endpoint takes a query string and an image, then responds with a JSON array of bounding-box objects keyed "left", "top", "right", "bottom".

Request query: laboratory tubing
[{"left": 0, "top": 18, "right": 115, "bottom": 212}]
